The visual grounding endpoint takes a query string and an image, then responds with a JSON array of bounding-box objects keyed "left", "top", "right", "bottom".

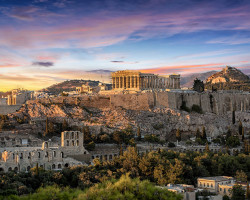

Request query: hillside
[
  {"left": 181, "top": 71, "right": 217, "bottom": 88},
  {"left": 205, "top": 66, "right": 250, "bottom": 91},
  {"left": 40, "top": 79, "right": 100, "bottom": 94}
]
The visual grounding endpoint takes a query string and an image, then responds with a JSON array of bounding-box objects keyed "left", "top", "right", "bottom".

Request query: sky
[{"left": 0, "top": 0, "right": 250, "bottom": 91}]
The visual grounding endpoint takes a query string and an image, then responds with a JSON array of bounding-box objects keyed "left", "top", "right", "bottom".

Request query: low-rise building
[{"left": 197, "top": 176, "right": 235, "bottom": 193}]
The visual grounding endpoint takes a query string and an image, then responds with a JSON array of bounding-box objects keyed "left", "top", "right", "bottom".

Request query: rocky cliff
[
  {"left": 205, "top": 66, "right": 250, "bottom": 91},
  {"left": 7, "top": 91, "right": 250, "bottom": 139},
  {"left": 206, "top": 66, "right": 249, "bottom": 84}
]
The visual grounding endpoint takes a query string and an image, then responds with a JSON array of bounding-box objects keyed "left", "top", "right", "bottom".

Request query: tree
[
  {"left": 193, "top": 78, "right": 204, "bottom": 93},
  {"left": 223, "top": 195, "right": 230, "bottom": 200},
  {"left": 226, "top": 136, "right": 240, "bottom": 148},
  {"left": 201, "top": 126, "right": 207, "bottom": 140},
  {"left": 246, "top": 182, "right": 250, "bottom": 200},
  {"left": 235, "top": 170, "right": 247, "bottom": 183},
  {"left": 85, "top": 141, "right": 95, "bottom": 151},
  {"left": 242, "top": 128, "right": 245, "bottom": 142},
  {"left": 48, "top": 121, "right": 55, "bottom": 134},
  {"left": 137, "top": 127, "right": 141, "bottom": 141},
  {"left": 205, "top": 143, "right": 210, "bottom": 152},
  {"left": 79, "top": 174, "right": 182, "bottom": 200},
  {"left": 232, "top": 110, "right": 236, "bottom": 124},
  {"left": 62, "top": 119, "right": 69, "bottom": 131},
  {"left": 0, "top": 120, "right": 5, "bottom": 131},
  {"left": 83, "top": 126, "right": 91, "bottom": 143},
  {"left": 239, "top": 121, "right": 243, "bottom": 135},
  {"left": 231, "top": 184, "right": 245, "bottom": 200},
  {"left": 196, "top": 128, "right": 201, "bottom": 139},
  {"left": 176, "top": 129, "right": 181, "bottom": 142}
]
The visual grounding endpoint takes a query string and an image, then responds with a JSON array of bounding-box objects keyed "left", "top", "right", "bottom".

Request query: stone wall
[
  {"left": 0, "top": 105, "right": 22, "bottom": 115},
  {"left": 110, "top": 91, "right": 250, "bottom": 115}
]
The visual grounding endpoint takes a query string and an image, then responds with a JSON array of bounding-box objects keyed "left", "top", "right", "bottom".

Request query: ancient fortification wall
[
  {"left": 110, "top": 91, "right": 250, "bottom": 115},
  {"left": 0, "top": 105, "right": 22, "bottom": 115}
]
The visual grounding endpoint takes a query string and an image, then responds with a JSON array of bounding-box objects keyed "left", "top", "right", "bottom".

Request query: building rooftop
[{"left": 198, "top": 176, "right": 234, "bottom": 182}]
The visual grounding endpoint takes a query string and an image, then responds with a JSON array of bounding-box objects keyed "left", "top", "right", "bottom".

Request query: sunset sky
[{"left": 0, "top": 0, "right": 250, "bottom": 91}]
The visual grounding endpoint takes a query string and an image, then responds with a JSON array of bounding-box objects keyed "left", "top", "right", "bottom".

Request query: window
[
  {"left": 67, "top": 140, "right": 69, "bottom": 146},
  {"left": 52, "top": 164, "right": 56, "bottom": 169},
  {"left": 13, "top": 153, "right": 15, "bottom": 159},
  {"left": 71, "top": 132, "right": 74, "bottom": 139},
  {"left": 224, "top": 189, "right": 226, "bottom": 193},
  {"left": 76, "top": 140, "right": 79, "bottom": 146},
  {"left": 53, "top": 151, "right": 56, "bottom": 157},
  {"left": 211, "top": 184, "right": 213, "bottom": 188},
  {"left": 207, "top": 183, "right": 209, "bottom": 187},
  {"left": 58, "top": 164, "right": 62, "bottom": 169},
  {"left": 38, "top": 152, "right": 41, "bottom": 158},
  {"left": 200, "top": 182, "right": 202, "bottom": 186},
  {"left": 20, "top": 153, "right": 23, "bottom": 159},
  {"left": 220, "top": 188, "right": 222, "bottom": 191},
  {"left": 61, "top": 152, "right": 64, "bottom": 158},
  {"left": 72, "top": 140, "right": 74, "bottom": 146},
  {"left": 45, "top": 152, "right": 48, "bottom": 157}
]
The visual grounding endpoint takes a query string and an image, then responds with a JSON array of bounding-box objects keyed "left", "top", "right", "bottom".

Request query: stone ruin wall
[
  {"left": 109, "top": 91, "right": 250, "bottom": 115},
  {"left": 27, "top": 95, "right": 111, "bottom": 109},
  {"left": 25, "top": 92, "right": 250, "bottom": 116}
]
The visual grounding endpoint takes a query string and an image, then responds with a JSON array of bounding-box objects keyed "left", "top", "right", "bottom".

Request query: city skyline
[{"left": 0, "top": 0, "right": 250, "bottom": 91}]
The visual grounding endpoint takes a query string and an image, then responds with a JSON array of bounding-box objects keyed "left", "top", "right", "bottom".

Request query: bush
[
  {"left": 191, "top": 104, "right": 203, "bottom": 114},
  {"left": 180, "top": 101, "right": 190, "bottom": 112},
  {"left": 168, "top": 142, "right": 176, "bottom": 148},
  {"left": 152, "top": 123, "right": 164, "bottom": 130}
]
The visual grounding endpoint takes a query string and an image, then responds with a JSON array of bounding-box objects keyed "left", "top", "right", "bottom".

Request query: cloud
[
  {"left": 32, "top": 61, "right": 54, "bottom": 67},
  {"left": 0, "top": 64, "right": 21, "bottom": 68},
  {"left": 86, "top": 69, "right": 114, "bottom": 74},
  {"left": 8, "top": 6, "right": 38, "bottom": 21},
  {"left": 110, "top": 61, "right": 124, "bottom": 63},
  {"left": 207, "top": 36, "right": 250, "bottom": 45}
]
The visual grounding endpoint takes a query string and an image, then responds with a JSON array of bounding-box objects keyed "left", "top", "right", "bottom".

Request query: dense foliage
[
  {"left": 0, "top": 174, "right": 182, "bottom": 200},
  {"left": 0, "top": 148, "right": 249, "bottom": 198}
]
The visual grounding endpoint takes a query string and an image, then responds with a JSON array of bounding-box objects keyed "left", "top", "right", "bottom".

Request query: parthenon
[{"left": 111, "top": 70, "right": 180, "bottom": 90}]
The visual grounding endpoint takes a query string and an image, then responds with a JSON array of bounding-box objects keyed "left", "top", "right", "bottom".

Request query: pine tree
[
  {"left": 201, "top": 126, "right": 207, "bottom": 140},
  {"left": 232, "top": 110, "right": 236, "bottom": 124},
  {"left": 205, "top": 142, "right": 210, "bottom": 152},
  {"left": 137, "top": 127, "right": 141, "bottom": 141},
  {"left": 196, "top": 128, "right": 201, "bottom": 139},
  {"left": 239, "top": 121, "right": 243, "bottom": 135},
  {"left": 62, "top": 119, "right": 68, "bottom": 131},
  {"left": 242, "top": 127, "right": 245, "bottom": 142},
  {"left": 45, "top": 117, "right": 48, "bottom": 136},
  {"left": 176, "top": 129, "right": 181, "bottom": 142}
]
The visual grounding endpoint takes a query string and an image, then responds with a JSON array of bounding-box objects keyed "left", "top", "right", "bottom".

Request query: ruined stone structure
[
  {"left": 0, "top": 131, "right": 90, "bottom": 172},
  {"left": 0, "top": 131, "right": 119, "bottom": 172},
  {"left": 109, "top": 90, "right": 250, "bottom": 116},
  {"left": 111, "top": 70, "right": 180, "bottom": 90},
  {"left": 76, "top": 83, "right": 110, "bottom": 95},
  {"left": 0, "top": 89, "right": 34, "bottom": 115}
]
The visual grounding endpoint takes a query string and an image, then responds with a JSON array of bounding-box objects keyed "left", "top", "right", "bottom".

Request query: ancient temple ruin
[{"left": 111, "top": 70, "right": 180, "bottom": 90}]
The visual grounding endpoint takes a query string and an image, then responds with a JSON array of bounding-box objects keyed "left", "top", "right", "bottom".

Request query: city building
[{"left": 197, "top": 176, "right": 235, "bottom": 193}]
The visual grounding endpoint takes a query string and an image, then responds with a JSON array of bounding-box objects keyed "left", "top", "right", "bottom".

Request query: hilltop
[
  {"left": 205, "top": 66, "right": 250, "bottom": 91},
  {"left": 181, "top": 71, "right": 217, "bottom": 88},
  {"left": 40, "top": 79, "right": 100, "bottom": 94}
]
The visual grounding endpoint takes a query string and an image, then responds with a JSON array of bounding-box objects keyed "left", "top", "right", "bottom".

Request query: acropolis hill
[{"left": 1, "top": 69, "right": 250, "bottom": 139}]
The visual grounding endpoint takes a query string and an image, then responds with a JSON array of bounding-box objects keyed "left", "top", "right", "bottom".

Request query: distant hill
[
  {"left": 205, "top": 66, "right": 250, "bottom": 91},
  {"left": 40, "top": 80, "right": 100, "bottom": 94},
  {"left": 181, "top": 71, "right": 217, "bottom": 88}
]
